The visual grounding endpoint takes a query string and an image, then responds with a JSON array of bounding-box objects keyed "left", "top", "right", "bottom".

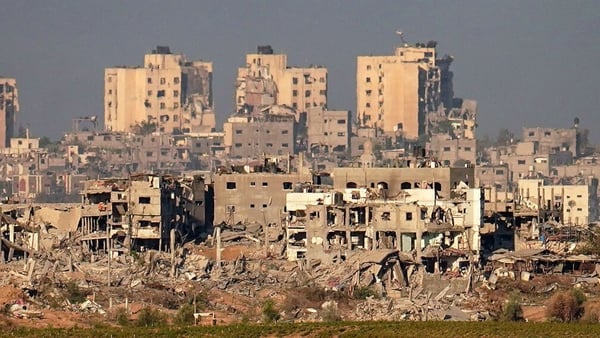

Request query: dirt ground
[{"left": 521, "top": 305, "right": 546, "bottom": 322}]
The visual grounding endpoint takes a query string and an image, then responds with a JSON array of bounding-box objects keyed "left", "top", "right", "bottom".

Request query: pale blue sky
[{"left": 1, "top": 1, "right": 598, "bottom": 141}]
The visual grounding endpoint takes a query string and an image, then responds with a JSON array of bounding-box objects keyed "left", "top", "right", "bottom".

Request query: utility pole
[
  {"left": 107, "top": 221, "right": 111, "bottom": 287},
  {"left": 127, "top": 168, "right": 133, "bottom": 253}
]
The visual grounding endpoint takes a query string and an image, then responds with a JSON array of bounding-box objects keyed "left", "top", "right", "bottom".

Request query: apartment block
[
  {"left": 357, "top": 42, "right": 453, "bottom": 140},
  {"left": 306, "top": 107, "right": 351, "bottom": 155},
  {"left": 223, "top": 106, "right": 295, "bottom": 158},
  {"left": 332, "top": 166, "right": 474, "bottom": 199},
  {"left": 428, "top": 134, "right": 476, "bottom": 167},
  {"left": 235, "top": 45, "right": 327, "bottom": 119},
  {"left": 522, "top": 127, "right": 577, "bottom": 156},
  {"left": 517, "top": 178, "right": 598, "bottom": 226},
  {"left": 104, "top": 46, "right": 215, "bottom": 134}
]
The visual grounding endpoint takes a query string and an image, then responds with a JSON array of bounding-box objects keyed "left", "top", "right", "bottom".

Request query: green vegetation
[
  {"left": 64, "top": 281, "right": 89, "bottom": 304},
  {"left": 575, "top": 227, "right": 600, "bottom": 256},
  {"left": 546, "top": 288, "right": 586, "bottom": 322},
  {"left": 174, "top": 303, "right": 195, "bottom": 326},
  {"left": 4, "top": 321, "right": 600, "bottom": 338},
  {"left": 135, "top": 307, "right": 167, "bottom": 327},
  {"left": 501, "top": 291, "right": 523, "bottom": 322},
  {"left": 261, "top": 299, "right": 280, "bottom": 323},
  {"left": 352, "top": 286, "right": 379, "bottom": 300},
  {"left": 112, "top": 308, "right": 130, "bottom": 327}
]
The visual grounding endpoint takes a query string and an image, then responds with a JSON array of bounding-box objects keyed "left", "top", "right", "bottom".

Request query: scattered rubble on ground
[{"left": 1, "top": 199, "right": 600, "bottom": 328}]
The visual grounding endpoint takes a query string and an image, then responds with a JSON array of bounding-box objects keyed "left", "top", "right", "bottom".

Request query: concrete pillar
[
  {"left": 170, "top": 228, "right": 176, "bottom": 278},
  {"left": 415, "top": 230, "right": 423, "bottom": 261},
  {"left": 215, "top": 226, "right": 221, "bottom": 269},
  {"left": 345, "top": 230, "right": 351, "bottom": 251}
]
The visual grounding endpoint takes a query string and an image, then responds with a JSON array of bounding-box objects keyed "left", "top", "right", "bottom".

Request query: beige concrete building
[
  {"left": 0, "top": 77, "right": 18, "bottom": 148},
  {"left": 331, "top": 166, "right": 475, "bottom": 199},
  {"left": 522, "top": 127, "right": 577, "bottom": 156},
  {"left": 428, "top": 134, "right": 476, "bottom": 167},
  {"left": 0, "top": 137, "right": 40, "bottom": 155},
  {"left": 213, "top": 170, "right": 312, "bottom": 226},
  {"left": 285, "top": 186, "right": 482, "bottom": 269},
  {"left": 357, "top": 42, "right": 452, "bottom": 140},
  {"left": 476, "top": 165, "right": 510, "bottom": 192},
  {"left": 223, "top": 106, "right": 295, "bottom": 158},
  {"left": 105, "top": 46, "right": 215, "bottom": 134},
  {"left": 235, "top": 46, "right": 327, "bottom": 119},
  {"left": 306, "top": 107, "right": 351, "bottom": 155},
  {"left": 517, "top": 178, "right": 598, "bottom": 226}
]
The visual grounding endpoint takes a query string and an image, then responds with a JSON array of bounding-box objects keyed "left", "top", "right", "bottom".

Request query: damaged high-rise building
[
  {"left": 235, "top": 45, "right": 328, "bottom": 120},
  {"left": 104, "top": 46, "right": 215, "bottom": 134},
  {"left": 357, "top": 37, "right": 476, "bottom": 141},
  {"left": 0, "top": 77, "right": 18, "bottom": 148}
]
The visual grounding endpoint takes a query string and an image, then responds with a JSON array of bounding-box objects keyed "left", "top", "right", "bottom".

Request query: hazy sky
[{"left": 1, "top": 1, "right": 598, "bottom": 142}]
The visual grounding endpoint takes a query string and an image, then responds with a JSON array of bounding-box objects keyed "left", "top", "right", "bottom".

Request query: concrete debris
[
  {"left": 80, "top": 300, "right": 106, "bottom": 314},
  {"left": 0, "top": 181, "right": 597, "bottom": 326}
]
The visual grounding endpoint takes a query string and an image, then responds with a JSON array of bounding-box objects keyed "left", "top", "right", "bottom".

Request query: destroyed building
[
  {"left": 516, "top": 178, "right": 598, "bottom": 227},
  {"left": 81, "top": 174, "right": 206, "bottom": 252},
  {"left": 235, "top": 45, "right": 328, "bottom": 120},
  {"left": 0, "top": 77, "right": 18, "bottom": 148},
  {"left": 284, "top": 179, "right": 482, "bottom": 273},
  {"left": 61, "top": 130, "right": 225, "bottom": 176},
  {"left": 331, "top": 165, "right": 475, "bottom": 199}
]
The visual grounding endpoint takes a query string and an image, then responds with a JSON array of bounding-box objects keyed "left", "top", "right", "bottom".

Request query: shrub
[
  {"left": 546, "top": 289, "right": 586, "bottom": 322},
  {"left": 135, "top": 307, "right": 167, "bottom": 327},
  {"left": 262, "top": 299, "right": 280, "bottom": 323},
  {"left": 65, "top": 281, "right": 88, "bottom": 304},
  {"left": 174, "top": 303, "right": 196, "bottom": 326},
  {"left": 352, "top": 286, "right": 379, "bottom": 300},
  {"left": 113, "top": 308, "right": 130, "bottom": 326},
  {"left": 500, "top": 291, "right": 523, "bottom": 321},
  {"left": 582, "top": 301, "right": 600, "bottom": 323}
]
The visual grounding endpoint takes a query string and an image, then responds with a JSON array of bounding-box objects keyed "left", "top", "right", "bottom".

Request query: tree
[
  {"left": 174, "top": 303, "right": 195, "bottom": 325},
  {"left": 39, "top": 136, "right": 52, "bottom": 148},
  {"left": 131, "top": 120, "right": 157, "bottom": 136},
  {"left": 546, "top": 288, "right": 586, "bottom": 322},
  {"left": 496, "top": 128, "right": 514, "bottom": 146}
]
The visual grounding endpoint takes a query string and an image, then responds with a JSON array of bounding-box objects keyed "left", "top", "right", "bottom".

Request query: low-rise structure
[
  {"left": 213, "top": 159, "right": 311, "bottom": 225},
  {"left": 223, "top": 106, "right": 296, "bottom": 158},
  {"left": 306, "top": 107, "right": 351, "bottom": 155},
  {"left": 517, "top": 178, "right": 598, "bottom": 226},
  {"left": 284, "top": 184, "right": 482, "bottom": 275}
]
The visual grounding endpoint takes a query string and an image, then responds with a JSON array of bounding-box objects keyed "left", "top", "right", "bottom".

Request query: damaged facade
[
  {"left": 284, "top": 177, "right": 482, "bottom": 275},
  {"left": 104, "top": 46, "right": 215, "bottom": 134},
  {"left": 235, "top": 45, "right": 327, "bottom": 120},
  {"left": 0, "top": 77, "right": 18, "bottom": 148},
  {"left": 80, "top": 173, "right": 208, "bottom": 252}
]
